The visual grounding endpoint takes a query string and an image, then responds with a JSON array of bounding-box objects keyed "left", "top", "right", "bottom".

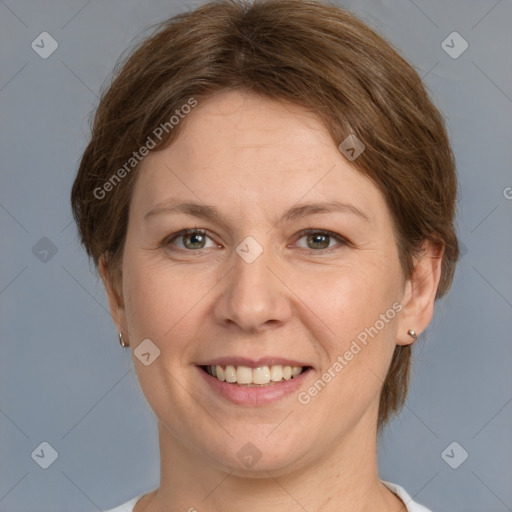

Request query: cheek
[
  {"left": 299, "top": 273, "right": 400, "bottom": 413},
  {"left": 122, "top": 253, "right": 218, "bottom": 346},
  {"left": 299, "top": 260, "right": 399, "bottom": 333},
  {"left": 296, "top": 257, "right": 402, "bottom": 377}
]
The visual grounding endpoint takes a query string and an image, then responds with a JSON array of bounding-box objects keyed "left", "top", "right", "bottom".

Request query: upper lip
[{"left": 197, "top": 356, "right": 311, "bottom": 368}]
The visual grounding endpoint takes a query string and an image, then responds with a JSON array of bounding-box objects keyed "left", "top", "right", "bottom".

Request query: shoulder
[
  {"left": 104, "top": 484, "right": 432, "bottom": 512},
  {"left": 381, "top": 480, "right": 433, "bottom": 512},
  {"left": 103, "top": 491, "right": 147, "bottom": 512}
]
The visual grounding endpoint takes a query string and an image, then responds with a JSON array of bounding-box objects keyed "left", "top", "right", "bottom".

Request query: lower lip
[{"left": 196, "top": 366, "right": 313, "bottom": 406}]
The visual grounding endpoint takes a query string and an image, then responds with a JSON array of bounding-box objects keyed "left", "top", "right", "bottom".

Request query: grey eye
[
  {"left": 304, "top": 233, "right": 332, "bottom": 250},
  {"left": 182, "top": 232, "right": 207, "bottom": 249}
]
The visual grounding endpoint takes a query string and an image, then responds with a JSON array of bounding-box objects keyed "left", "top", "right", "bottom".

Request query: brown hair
[{"left": 71, "top": 0, "right": 459, "bottom": 430}]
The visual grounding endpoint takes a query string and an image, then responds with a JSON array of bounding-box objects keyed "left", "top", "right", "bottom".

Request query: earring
[
  {"left": 407, "top": 329, "right": 418, "bottom": 340},
  {"left": 118, "top": 331, "right": 129, "bottom": 348}
]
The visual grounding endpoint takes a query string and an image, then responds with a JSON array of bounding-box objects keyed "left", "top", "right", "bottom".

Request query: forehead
[{"left": 131, "top": 90, "right": 387, "bottom": 224}]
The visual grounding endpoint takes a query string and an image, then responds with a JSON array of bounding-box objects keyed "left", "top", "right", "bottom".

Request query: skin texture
[{"left": 100, "top": 90, "right": 443, "bottom": 512}]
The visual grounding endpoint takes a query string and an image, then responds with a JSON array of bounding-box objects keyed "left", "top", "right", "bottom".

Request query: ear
[
  {"left": 98, "top": 253, "right": 129, "bottom": 345},
  {"left": 396, "top": 239, "right": 444, "bottom": 346}
]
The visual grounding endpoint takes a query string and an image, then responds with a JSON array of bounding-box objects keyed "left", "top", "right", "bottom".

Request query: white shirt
[{"left": 104, "top": 481, "right": 432, "bottom": 511}]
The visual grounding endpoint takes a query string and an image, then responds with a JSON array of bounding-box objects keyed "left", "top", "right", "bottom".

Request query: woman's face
[{"left": 104, "top": 90, "right": 423, "bottom": 475}]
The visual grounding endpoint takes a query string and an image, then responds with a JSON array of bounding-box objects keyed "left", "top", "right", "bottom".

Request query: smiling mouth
[{"left": 199, "top": 364, "right": 311, "bottom": 386}]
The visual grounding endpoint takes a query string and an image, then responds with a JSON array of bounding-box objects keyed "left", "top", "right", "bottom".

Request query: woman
[{"left": 71, "top": 0, "right": 459, "bottom": 510}]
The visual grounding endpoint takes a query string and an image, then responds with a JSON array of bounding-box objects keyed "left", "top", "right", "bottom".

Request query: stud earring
[
  {"left": 118, "top": 331, "right": 129, "bottom": 348},
  {"left": 407, "top": 329, "right": 418, "bottom": 340}
]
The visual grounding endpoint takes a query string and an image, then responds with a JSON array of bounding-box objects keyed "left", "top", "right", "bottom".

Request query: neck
[{"left": 134, "top": 410, "right": 404, "bottom": 512}]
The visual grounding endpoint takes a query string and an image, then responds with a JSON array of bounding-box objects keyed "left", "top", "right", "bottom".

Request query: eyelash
[{"left": 162, "top": 228, "right": 350, "bottom": 255}]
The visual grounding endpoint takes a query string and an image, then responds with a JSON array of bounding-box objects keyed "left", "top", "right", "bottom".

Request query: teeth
[
  {"left": 225, "top": 365, "right": 236, "bottom": 383},
  {"left": 236, "top": 365, "right": 253, "bottom": 384},
  {"left": 205, "top": 364, "right": 304, "bottom": 386},
  {"left": 253, "top": 366, "right": 271, "bottom": 384},
  {"left": 270, "top": 365, "right": 283, "bottom": 382}
]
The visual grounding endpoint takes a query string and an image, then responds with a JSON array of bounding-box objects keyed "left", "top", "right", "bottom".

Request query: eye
[
  {"left": 294, "top": 229, "right": 349, "bottom": 253},
  {"left": 163, "top": 229, "right": 217, "bottom": 251},
  {"left": 162, "top": 228, "right": 349, "bottom": 254}
]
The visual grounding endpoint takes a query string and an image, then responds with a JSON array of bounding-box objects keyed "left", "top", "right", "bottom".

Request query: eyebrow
[{"left": 143, "top": 199, "right": 371, "bottom": 224}]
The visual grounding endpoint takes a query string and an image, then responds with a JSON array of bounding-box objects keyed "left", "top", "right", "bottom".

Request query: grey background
[{"left": 1, "top": 0, "right": 511, "bottom": 511}]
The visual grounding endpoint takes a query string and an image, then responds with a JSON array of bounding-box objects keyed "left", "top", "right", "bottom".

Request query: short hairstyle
[{"left": 71, "top": 0, "right": 459, "bottom": 430}]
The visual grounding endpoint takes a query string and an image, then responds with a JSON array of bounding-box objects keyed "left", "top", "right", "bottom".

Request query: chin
[{"left": 199, "top": 433, "right": 312, "bottom": 477}]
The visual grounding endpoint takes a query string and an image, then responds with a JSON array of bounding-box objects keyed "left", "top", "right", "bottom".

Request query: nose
[{"left": 213, "top": 244, "right": 293, "bottom": 334}]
